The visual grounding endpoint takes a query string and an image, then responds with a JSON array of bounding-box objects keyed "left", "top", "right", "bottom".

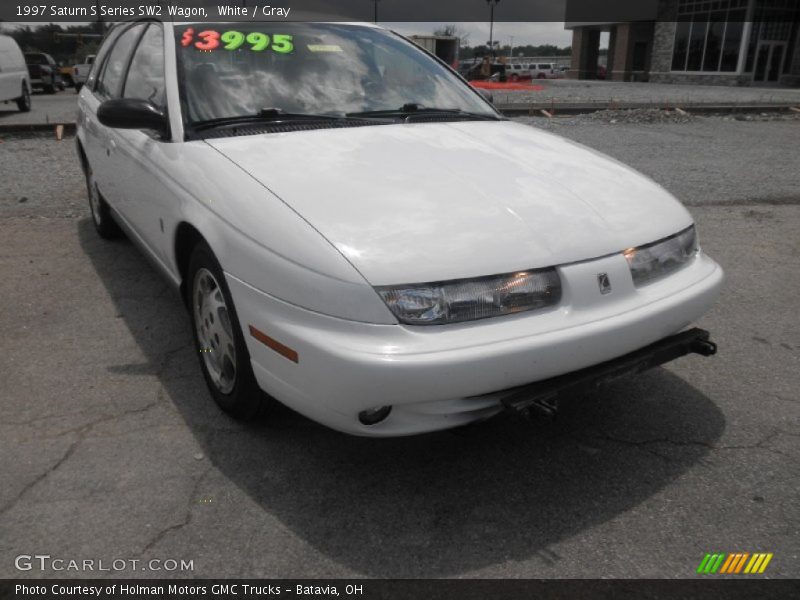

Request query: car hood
[{"left": 206, "top": 121, "right": 693, "bottom": 286}]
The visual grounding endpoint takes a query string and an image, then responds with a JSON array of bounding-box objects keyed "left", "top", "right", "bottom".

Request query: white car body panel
[
  {"left": 73, "top": 54, "right": 96, "bottom": 86},
  {"left": 76, "top": 21, "right": 724, "bottom": 436},
  {"left": 207, "top": 121, "right": 693, "bottom": 286},
  {"left": 0, "top": 34, "right": 30, "bottom": 103}
]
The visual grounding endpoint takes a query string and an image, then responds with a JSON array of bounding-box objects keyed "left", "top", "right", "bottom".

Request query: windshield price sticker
[
  {"left": 307, "top": 44, "right": 343, "bottom": 53},
  {"left": 181, "top": 29, "right": 293, "bottom": 53}
]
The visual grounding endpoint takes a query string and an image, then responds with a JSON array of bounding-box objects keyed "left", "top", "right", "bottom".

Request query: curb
[
  {"left": 495, "top": 103, "right": 799, "bottom": 116},
  {"left": 0, "top": 122, "right": 77, "bottom": 135}
]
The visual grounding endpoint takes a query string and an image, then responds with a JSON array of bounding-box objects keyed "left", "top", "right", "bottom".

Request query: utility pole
[
  {"left": 486, "top": 0, "right": 500, "bottom": 57},
  {"left": 95, "top": 1, "right": 104, "bottom": 34},
  {"left": 373, "top": 0, "right": 380, "bottom": 23}
]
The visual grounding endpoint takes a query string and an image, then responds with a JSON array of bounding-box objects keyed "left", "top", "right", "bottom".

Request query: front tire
[
  {"left": 16, "top": 85, "right": 31, "bottom": 112},
  {"left": 85, "top": 164, "right": 122, "bottom": 239},
  {"left": 187, "top": 242, "right": 267, "bottom": 419}
]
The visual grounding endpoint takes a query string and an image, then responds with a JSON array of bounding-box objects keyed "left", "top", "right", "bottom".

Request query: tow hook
[{"left": 691, "top": 338, "right": 718, "bottom": 357}]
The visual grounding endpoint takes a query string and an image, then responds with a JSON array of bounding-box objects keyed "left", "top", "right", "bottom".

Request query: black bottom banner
[{"left": 2, "top": 579, "right": 800, "bottom": 600}]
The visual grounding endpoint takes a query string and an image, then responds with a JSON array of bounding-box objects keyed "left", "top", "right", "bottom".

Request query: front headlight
[
  {"left": 624, "top": 225, "right": 698, "bottom": 286},
  {"left": 375, "top": 268, "right": 561, "bottom": 326}
]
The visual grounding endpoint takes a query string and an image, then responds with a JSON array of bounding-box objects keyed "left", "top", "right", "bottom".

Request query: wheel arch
[
  {"left": 174, "top": 221, "right": 209, "bottom": 306},
  {"left": 75, "top": 137, "right": 89, "bottom": 176}
]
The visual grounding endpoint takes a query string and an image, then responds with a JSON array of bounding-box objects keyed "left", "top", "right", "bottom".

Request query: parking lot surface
[
  {"left": 0, "top": 89, "right": 78, "bottom": 126},
  {"left": 0, "top": 109, "right": 798, "bottom": 578}
]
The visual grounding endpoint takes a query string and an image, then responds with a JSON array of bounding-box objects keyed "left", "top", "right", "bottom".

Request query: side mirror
[
  {"left": 97, "top": 98, "right": 167, "bottom": 135},
  {"left": 477, "top": 88, "right": 494, "bottom": 105}
]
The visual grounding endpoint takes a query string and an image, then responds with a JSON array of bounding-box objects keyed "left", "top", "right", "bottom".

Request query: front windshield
[{"left": 174, "top": 23, "right": 496, "bottom": 124}]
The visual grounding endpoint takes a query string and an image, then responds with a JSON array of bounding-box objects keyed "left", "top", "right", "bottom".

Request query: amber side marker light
[{"left": 248, "top": 325, "right": 299, "bottom": 363}]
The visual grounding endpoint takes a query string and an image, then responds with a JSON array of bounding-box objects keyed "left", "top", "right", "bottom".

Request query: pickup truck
[
  {"left": 24, "top": 52, "right": 62, "bottom": 94},
  {"left": 73, "top": 55, "right": 96, "bottom": 92}
]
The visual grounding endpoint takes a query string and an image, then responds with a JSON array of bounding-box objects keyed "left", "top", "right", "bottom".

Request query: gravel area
[
  {"left": 496, "top": 79, "right": 800, "bottom": 107},
  {"left": 0, "top": 133, "right": 85, "bottom": 218},
  {"left": 514, "top": 114, "right": 800, "bottom": 207},
  {"left": 2, "top": 115, "right": 798, "bottom": 221}
]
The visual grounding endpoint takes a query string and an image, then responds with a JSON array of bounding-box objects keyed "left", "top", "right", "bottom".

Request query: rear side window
[
  {"left": 123, "top": 25, "right": 166, "bottom": 109},
  {"left": 96, "top": 24, "right": 146, "bottom": 98}
]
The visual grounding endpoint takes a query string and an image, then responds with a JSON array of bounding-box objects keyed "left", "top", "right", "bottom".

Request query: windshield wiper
[
  {"left": 192, "top": 108, "right": 380, "bottom": 132},
  {"left": 347, "top": 103, "right": 503, "bottom": 121}
]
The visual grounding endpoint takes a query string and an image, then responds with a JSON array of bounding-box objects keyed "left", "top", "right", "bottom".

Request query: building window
[{"left": 672, "top": 0, "right": 748, "bottom": 72}]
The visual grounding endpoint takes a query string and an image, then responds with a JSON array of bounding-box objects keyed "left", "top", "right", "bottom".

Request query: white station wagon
[{"left": 77, "top": 20, "right": 723, "bottom": 436}]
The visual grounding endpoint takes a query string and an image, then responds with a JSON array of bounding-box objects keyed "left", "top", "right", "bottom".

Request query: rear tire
[
  {"left": 16, "top": 85, "right": 31, "bottom": 112},
  {"left": 187, "top": 242, "right": 268, "bottom": 420},
  {"left": 85, "top": 164, "right": 122, "bottom": 239}
]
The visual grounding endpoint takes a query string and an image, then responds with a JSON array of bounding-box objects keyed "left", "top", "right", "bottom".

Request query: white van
[{"left": 0, "top": 34, "right": 31, "bottom": 111}]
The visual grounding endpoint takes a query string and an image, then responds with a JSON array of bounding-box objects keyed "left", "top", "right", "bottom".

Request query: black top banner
[{"left": 2, "top": 0, "right": 664, "bottom": 24}]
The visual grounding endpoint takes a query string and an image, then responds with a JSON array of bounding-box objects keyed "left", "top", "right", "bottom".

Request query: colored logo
[{"left": 697, "top": 552, "right": 773, "bottom": 574}]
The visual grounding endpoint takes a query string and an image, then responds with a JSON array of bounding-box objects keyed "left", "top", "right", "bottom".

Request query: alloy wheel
[{"left": 193, "top": 267, "right": 237, "bottom": 394}]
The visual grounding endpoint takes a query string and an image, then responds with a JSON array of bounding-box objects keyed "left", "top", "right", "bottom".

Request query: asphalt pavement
[
  {"left": 0, "top": 103, "right": 798, "bottom": 579},
  {"left": 0, "top": 89, "right": 78, "bottom": 126}
]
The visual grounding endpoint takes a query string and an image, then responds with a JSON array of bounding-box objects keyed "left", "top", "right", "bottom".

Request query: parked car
[
  {"left": 0, "top": 34, "right": 31, "bottom": 111},
  {"left": 507, "top": 63, "right": 531, "bottom": 81},
  {"left": 60, "top": 64, "right": 76, "bottom": 87},
  {"left": 25, "top": 52, "right": 62, "bottom": 93},
  {"left": 73, "top": 54, "right": 96, "bottom": 92},
  {"left": 465, "top": 60, "right": 507, "bottom": 81},
  {"left": 530, "top": 63, "right": 562, "bottom": 79},
  {"left": 77, "top": 21, "right": 723, "bottom": 436}
]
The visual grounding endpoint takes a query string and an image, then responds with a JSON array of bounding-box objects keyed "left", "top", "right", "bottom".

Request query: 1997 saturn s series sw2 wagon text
[{"left": 76, "top": 20, "right": 723, "bottom": 436}]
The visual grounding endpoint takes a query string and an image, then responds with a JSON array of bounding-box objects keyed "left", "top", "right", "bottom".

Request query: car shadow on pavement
[{"left": 78, "top": 218, "right": 726, "bottom": 578}]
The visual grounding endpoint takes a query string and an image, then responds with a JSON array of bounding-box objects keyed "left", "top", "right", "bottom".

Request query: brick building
[{"left": 566, "top": 0, "right": 800, "bottom": 86}]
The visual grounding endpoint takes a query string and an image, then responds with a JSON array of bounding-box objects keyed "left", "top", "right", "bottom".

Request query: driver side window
[
  {"left": 123, "top": 24, "right": 166, "bottom": 109},
  {"left": 96, "top": 24, "right": 145, "bottom": 98}
]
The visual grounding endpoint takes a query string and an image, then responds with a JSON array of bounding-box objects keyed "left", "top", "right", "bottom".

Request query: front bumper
[
  {"left": 227, "top": 251, "right": 723, "bottom": 436},
  {"left": 499, "top": 327, "right": 717, "bottom": 417}
]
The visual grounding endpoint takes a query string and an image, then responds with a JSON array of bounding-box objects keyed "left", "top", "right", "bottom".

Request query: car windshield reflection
[{"left": 175, "top": 23, "right": 497, "bottom": 128}]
